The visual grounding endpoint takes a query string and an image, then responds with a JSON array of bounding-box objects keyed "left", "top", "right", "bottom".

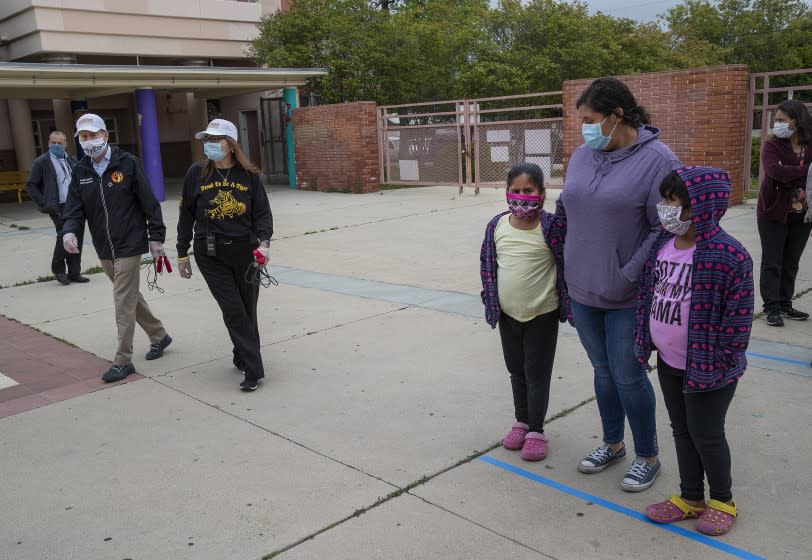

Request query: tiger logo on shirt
[{"left": 205, "top": 189, "right": 246, "bottom": 220}]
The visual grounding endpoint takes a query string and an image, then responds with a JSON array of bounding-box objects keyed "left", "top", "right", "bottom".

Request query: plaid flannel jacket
[{"left": 480, "top": 209, "right": 572, "bottom": 328}]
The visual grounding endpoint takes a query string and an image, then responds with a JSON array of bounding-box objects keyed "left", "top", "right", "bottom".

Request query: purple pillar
[{"left": 135, "top": 88, "right": 165, "bottom": 201}]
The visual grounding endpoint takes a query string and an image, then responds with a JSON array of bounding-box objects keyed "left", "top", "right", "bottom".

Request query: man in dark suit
[{"left": 25, "top": 131, "right": 88, "bottom": 285}]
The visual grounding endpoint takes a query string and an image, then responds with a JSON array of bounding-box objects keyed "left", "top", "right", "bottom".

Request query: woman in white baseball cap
[{"left": 176, "top": 118, "right": 274, "bottom": 391}]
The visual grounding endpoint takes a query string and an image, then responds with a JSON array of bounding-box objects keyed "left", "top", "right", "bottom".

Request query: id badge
[{"left": 206, "top": 234, "right": 216, "bottom": 256}]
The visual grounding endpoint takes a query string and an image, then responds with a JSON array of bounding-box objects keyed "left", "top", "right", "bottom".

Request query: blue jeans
[{"left": 570, "top": 299, "right": 658, "bottom": 457}]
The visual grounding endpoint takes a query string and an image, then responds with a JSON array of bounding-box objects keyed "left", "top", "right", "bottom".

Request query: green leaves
[{"left": 250, "top": 0, "right": 812, "bottom": 104}]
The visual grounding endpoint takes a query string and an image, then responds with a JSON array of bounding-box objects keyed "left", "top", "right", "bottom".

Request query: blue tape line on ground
[
  {"left": 746, "top": 351, "right": 810, "bottom": 367},
  {"left": 478, "top": 456, "right": 765, "bottom": 560}
]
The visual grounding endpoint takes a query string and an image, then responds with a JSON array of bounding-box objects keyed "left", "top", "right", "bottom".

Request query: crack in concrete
[{"left": 260, "top": 396, "right": 596, "bottom": 559}]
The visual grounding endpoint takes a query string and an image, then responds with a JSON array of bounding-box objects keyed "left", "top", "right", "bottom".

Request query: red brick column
[
  {"left": 292, "top": 101, "right": 380, "bottom": 193},
  {"left": 563, "top": 65, "right": 750, "bottom": 204}
]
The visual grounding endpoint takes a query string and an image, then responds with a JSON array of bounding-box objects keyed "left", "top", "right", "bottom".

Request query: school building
[{"left": 0, "top": 0, "right": 324, "bottom": 198}]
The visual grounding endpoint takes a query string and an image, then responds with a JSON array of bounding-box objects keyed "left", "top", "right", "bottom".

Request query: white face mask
[
  {"left": 772, "top": 121, "right": 794, "bottom": 139},
  {"left": 657, "top": 203, "right": 692, "bottom": 236},
  {"left": 80, "top": 137, "right": 107, "bottom": 157}
]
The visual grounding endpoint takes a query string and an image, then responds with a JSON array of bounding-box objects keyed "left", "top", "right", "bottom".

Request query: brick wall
[
  {"left": 293, "top": 101, "right": 380, "bottom": 193},
  {"left": 563, "top": 65, "right": 750, "bottom": 204}
]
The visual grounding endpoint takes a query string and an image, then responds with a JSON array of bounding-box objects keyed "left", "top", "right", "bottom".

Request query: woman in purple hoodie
[{"left": 557, "top": 78, "right": 680, "bottom": 492}]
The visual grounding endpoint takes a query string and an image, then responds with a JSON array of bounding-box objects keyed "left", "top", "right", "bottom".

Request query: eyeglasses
[{"left": 202, "top": 135, "right": 229, "bottom": 142}]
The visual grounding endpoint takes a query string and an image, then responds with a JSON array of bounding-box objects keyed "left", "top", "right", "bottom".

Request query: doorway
[{"left": 238, "top": 110, "right": 261, "bottom": 167}]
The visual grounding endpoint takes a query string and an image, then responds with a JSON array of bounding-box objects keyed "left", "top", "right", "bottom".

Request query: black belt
[{"left": 196, "top": 236, "right": 251, "bottom": 245}]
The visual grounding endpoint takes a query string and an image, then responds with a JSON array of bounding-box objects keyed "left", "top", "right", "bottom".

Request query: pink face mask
[{"left": 507, "top": 192, "right": 542, "bottom": 218}]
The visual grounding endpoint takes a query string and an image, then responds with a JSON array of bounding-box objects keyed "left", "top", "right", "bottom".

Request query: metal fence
[
  {"left": 378, "top": 92, "right": 563, "bottom": 193},
  {"left": 745, "top": 68, "right": 812, "bottom": 193}
]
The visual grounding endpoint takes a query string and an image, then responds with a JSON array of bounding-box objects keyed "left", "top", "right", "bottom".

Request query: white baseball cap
[
  {"left": 195, "top": 118, "right": 238, "bottom": 142},
  {"left": 74, "top": 113, "right": 106, "bottom": 136}
]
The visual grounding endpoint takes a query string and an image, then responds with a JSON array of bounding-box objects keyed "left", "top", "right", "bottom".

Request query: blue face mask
[
  {"left": 49, "top": 144, "right": 66, "bottom": 158},
  {"left": 204, "top": 142, "right": 227, "bottom": 162},
  {"left": 582, "top": 117, "right": 618, "bottom": 151}
]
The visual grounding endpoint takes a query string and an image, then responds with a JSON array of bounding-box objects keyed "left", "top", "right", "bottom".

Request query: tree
[
  {"left": 250, "top": 0, "right": 811, "bottom": 105},
  {"left": 663, "top": 0, "right": 812, "bottom": 72}
]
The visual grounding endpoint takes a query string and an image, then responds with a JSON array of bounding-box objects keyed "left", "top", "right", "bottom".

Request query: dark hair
[
  {"left": 507, "top": 162, "right": 545, "bottom": 195},
  {"left": 576, "top": 77, "right": 651, "bottom": 127},
  {"left": 775, "top": 99, "right": 812, "bottom": 146},
  {"left": 659, "top": 171, "right": 690, "bottom": 206}
]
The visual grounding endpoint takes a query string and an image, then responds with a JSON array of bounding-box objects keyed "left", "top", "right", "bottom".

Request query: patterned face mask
[
  {"left": 507, "top": 192, "right": 542, "bottom": 218},
  {"left": 657, "top": 203, "right": 692, "bottom": 236}
]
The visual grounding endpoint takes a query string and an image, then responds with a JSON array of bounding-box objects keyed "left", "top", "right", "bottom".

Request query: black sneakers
[
  {"left": 240, "top": 375, "right": 264, "bottom": 392},
  {"left": 781, "top": 307, "right": 810, "bottom": 321},
  {"left": 620, "top": 457, "right": 662, "bottom": 492},
  {"left": 765, "top": 310, "right": 784, "bottom": 327},
  {"left": 102, "top": 363, "right": 135, "bottom": 382},
  {"left": 578, "top": 444, "right": 627, "bottom": 473},
  {"left": 145, "top": 334, "right": 172, "bottom": 360}
]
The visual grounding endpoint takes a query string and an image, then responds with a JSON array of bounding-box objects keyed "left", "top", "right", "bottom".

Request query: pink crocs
[
  {"left": 521, "top": 432, "right": 548, "bottom": 461},
  {"left": 502, "top": 422, "right": 529, "bottom": 450},
  {"left": 645, "top": 495, "right": 705, "bottom": 524},
  {"left": 696, "top": 499, "right": 737, "bottom": 536}
]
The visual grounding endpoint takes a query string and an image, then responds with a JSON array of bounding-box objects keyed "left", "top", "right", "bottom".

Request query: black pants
[
  {"left": 50, "top": 205, "right": 83, "bottom": 276},
  {"left": 658, "top": 356, "right": 737, "bottom": 502},
  {"left": 194, "top": 239, "right": 264, "bottom": 382},
  {"left": 498, "top": 309, "right": 559, "bottom": 434},
  {"left": 757, "top": 213, "right": 812, "bottom": 312}
]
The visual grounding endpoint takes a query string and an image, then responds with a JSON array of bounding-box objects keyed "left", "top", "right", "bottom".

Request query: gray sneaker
[
  {"left": 620, "top": 457, "right": 661, "bottom": 492},
  {"left": 578, "top": 444, "right": 627, "bottom": 473}
]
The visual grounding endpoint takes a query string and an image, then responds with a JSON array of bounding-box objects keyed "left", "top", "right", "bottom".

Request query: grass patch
[
  {"left": 82, "top": 265, "right": 104, "bottom": 275},
  {"left": 380, "top": 183, "right": 426, "bottom": 190}
]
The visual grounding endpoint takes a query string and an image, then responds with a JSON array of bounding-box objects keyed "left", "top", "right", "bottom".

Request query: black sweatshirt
[{"left": 176, "top": 162, "right": 273, "bottom": 258}]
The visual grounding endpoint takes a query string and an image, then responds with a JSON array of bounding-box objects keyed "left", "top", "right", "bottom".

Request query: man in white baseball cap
[
  {"left": 194, "top": 118, "right": 238, "bottom": 142},
  {"left": 61, "top": 113, "right": 173, "bottom": 383}
]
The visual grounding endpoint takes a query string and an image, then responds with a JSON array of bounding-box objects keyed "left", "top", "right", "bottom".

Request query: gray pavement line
[
  {"left": 272, "top": 199, "right": 501, "bottom": 241},
  {"left": 261, "top": 396, "right": 597, "bottom": 559},
  {"left": 410, "top": 495, "right": 559, "bottom": 560},
  {"left": 150, "top": 306, "right": 412, "bottom": 379},
  {"left": 752, "top": 286, "right": 812, "bottom": 319}
]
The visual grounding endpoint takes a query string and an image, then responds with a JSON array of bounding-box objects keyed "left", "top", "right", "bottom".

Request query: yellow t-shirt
[{"left": 495, "top": 214, "right": 558, "bottom": 322}]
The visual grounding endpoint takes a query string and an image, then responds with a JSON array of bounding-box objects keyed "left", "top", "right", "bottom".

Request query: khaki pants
[{"left": 101, "top": 256, "right": 167, "bottom": 365}]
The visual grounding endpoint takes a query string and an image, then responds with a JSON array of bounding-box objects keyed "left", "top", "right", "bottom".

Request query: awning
[{"left": 0, "top": 62, "right": 328, "bottom": 99}]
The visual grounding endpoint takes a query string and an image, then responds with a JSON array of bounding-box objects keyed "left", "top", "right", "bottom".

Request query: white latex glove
[
  {"left": 178, "top": 259, "right": 193, "bottom": 279},
  {"left": 255, "top": 245, "right": 271, "bottom": 266},
  {"left": 149, "top": 241, "right": 164, "bottom": 261},
  {"left": 63, "top": 232, "right": 79, "bottom": 254}
]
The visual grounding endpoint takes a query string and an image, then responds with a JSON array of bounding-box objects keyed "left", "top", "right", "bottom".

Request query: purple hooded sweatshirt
[
  {"left": 634, "top": 166, "right": 754, "bottom": 392},
  {"left": 559, "top": 126, "right": 681, "bottom": 308}
]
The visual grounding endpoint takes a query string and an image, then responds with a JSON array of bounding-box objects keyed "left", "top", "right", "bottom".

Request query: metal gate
[
  {"left": 259, "top": 97, "right": 288, "bottom": 182},
  {"left": 378, "top": 92, "right": 564, "bottom": 193},
  {"left": 744, "top": 68, "right": 812, "bottom": 193}
]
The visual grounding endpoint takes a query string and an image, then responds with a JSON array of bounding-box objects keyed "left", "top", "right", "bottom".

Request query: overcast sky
[{"left": 583, "top": 0, "right": 684, "bottom": 22}]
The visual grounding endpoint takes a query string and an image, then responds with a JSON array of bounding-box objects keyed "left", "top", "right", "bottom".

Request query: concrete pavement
[{"left": 0, "top": 184, "right": 810, "bottom": 559}]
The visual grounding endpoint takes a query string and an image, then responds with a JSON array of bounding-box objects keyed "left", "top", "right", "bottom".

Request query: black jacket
[
  {"left": 25, "top": 151, "right": 78, "bottom": 214},
  {"left": 62, "top": 146, "right": 166, "bottom": 260}
]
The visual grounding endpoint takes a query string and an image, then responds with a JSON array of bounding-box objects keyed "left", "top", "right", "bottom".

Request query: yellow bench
[{"left": 0, "top": 171, "right": 28, "bottom": 204}]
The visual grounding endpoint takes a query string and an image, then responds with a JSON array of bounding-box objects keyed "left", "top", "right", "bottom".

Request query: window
[{"left": 103, "top": 118, "right": 118, "bottom": 144}]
